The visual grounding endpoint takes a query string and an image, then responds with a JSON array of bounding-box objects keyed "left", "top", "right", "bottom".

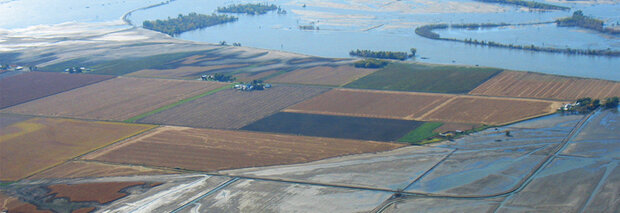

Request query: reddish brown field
[
  {"left": 3, "top": 77, "right": 227, "bottom": 121},
  {"left": 421, "top": 97, "right": 561, "bottom": 125},
  {"left": 286, "top": 89, "right": 452, "bottom": 120},
  {"left": 28, "top": 161, "right": 176, "bottom": 180},
  {"left": 469, "top": 71, "right": 620, "bottom": 100},
  {"left": 0, "top": 118, "right": 155, "bottom": 181},
  {"left": 0, "top": 72, "right": 114, "bottom": 109},
  {"left": 84, "top": 126, "right": 405, "bottom": 171},
  {"left": 73, "top": 207, "right": 96, "bottom": 213},
  {"left": 137, "top": 85, "right": 329, "bottom": 129},
  {"left": 128, "top": 64, "right": 247, "bottom": 79},
  {"left": 0, "top": 192, "right": 51, "bottom": 213},
  {"left": 285, "top": 88, "right": 561, "bottom": 125},
  {"left": 47, "top": 182, "right": 145, "bottom": 204},
  {"left": 268, "top": 65, "right": 377, "bottom": 86}
]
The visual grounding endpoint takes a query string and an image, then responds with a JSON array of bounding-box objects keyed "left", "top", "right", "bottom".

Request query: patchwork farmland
[
  {"left": 345, "top": 63, "right": 502, "bottom": 93},
  {"left": 0, "top": 72, "right": 114, "bottom": 109},
  {"left": 267, "top": 65, "right": 378, "bottom": 86},
  {"left": 421, "top": 97, "right": 561, "bottom": 124},
  {"left": 83, "top": 126, "right": 404, "bottom": 171},
  {"left": 137, "top": 85, "right": 329, "bottom": 129},
  {"left": 469, "top": 71, "right": 620, "bottom": 100},
  {"left": 286, "top": 88, "right": 562, "bottom": 125},
  {"left": 127, "top": 64, "right": 248, "bottom": 79},
  {"left": 241, "top": 112, "right": 424, "bottom": 141},
  {"left": 285, "top": 88, "right": 452, "bottom": 120},
  {"left": 2, "top": 77, "right": 227, "bottom": 121},
  {"left": 0, "top": 115, "right": 154, "bottom": 181}
]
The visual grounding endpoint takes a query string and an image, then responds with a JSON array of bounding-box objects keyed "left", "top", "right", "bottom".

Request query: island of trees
[
  {"left": 142, "top": 12, "right": 238, "bottom": 36},
  {"left": 475, "top": 0, "right": 569, "bottom": 10},
  {"left": 415, "top": 23, "right": 620, "bottom": 57},
  {"left": 557, "top": 10, "right": 620, "bottom": 35},
  {"left": 349, "top": 49, "right": 417, "bottom": 61},
  {"left": 217, "top": 3, "right": 285, "bottom": 15}
]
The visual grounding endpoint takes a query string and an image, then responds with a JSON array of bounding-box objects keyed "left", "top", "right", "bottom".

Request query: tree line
[
  {"left": 217, "top": 3, "right": 280, "bottom": 15},
  {"left": 415, "top": 23, "right": 620, "bottom": 57},
  {"left": 474, "top": 0, "right": 569, "bottom": 10},
  {"left": 142, "top": 12, "right": 238, "bottom": 36},
  {"left": 557, "top": 10, "right": 620, "bottom": 35},
  {"left": 353, "top": 59, "right": 389, "bottom": 68},
  {"left": 349, "top": 49, "right": 416, "bottom": 60}
]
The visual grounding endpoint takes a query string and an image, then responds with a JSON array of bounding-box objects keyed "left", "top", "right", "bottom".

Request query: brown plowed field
[
  {"left": 285, "top": 89, "right": 452, "bottom": 120},
  {"left": 137, "top": 85, "right": 329, "bottom": 129},
  {"left": 0, "top": 192, "right": 51, "bottom": 213},
  {"left": 469, "top": 71, "right": 620, "bottom": 100},
  {"left": 84, "top": 126, "right": 405, "bottom": 171},
  {"left": 127, "top": 64, "right": 247, "bottom": 79},
  {"left": 28, "top": 161, "right": 175, "bottom": 180},
  {"left": 47, "top": 182, "right": 146, "bottom": 204},
  {"left": 0, "top": 71, "right": 114, "bottom": 109},
  {"left": 286, "top": 88, "right": 561, "bottom": 125},
  {"left": 0, "top": 118, "right": 155, "bottom": 181},
  {"left": 2, "top": 77, "right": 226, "bottom": 121},
  {"left": 234, "top": 70, "right": 279, "bottom": 82},
  {"left": 420, "top": 97, "right": 560, "bottom": 125},
  {"left": 268, "top": 65, "right": 377, "bottom": 86}
]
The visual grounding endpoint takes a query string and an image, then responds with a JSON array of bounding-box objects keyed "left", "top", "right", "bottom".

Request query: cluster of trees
[
  {"left": 561, "top": 97, "right": 619, "bottom": 113},
  {"left": 557, "top": 10, "right": 619, "bottom": 35},
  {"left": 353, "top": 59, "right": 389, "bottom": 68},
  {"left": 475, "top": 0, "right": 569, "bottom": 10},
  {"left": 349, "top": 49, "right": 412, "bottom": 60},
  {"left": 415, "top": 23, "right": 620, "bottom": 56},
  {"left": 299, "top": 25, "right": 318, "bottom": 30},
  {"left": 217, "top": 3, "right": 281, "bottom": 15},
  {"left": 201, "top": 73, "right": 236, "bottom": 82},
  {"left": 142, "top": 13, "right": 238, "bottom": 36}
]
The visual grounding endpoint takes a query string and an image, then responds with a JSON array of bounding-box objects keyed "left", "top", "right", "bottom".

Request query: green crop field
[
  {"left": 344, "top": 63, "right": 501, "bottom": 93},
  {"left": 398, "top": 122, "right": 444, "bottom": 144}
]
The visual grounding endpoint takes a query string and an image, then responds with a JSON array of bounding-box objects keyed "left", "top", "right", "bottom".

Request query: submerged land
[{"left": 0, "top": 0, "right": 619, "bottom": 212}]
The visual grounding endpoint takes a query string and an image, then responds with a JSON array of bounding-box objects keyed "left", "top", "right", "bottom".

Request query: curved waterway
[
  {"left": 125, "top": 0, "right": 619, "bottom": 80},
  {"left": 0, "top": 0, "right": 618, "bottom": 80}
]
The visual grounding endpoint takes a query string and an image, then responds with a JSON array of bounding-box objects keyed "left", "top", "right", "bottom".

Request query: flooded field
[{"left": 127, "top": 0, "right": 619, "bottom": 80}]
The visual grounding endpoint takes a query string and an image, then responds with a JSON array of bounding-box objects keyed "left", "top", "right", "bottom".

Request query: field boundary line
[
  {"left": 124, "top": 84, "right": 232, "bottom": 123},
  {"left": 16, "top": 124, "right": 158, "bottom": 181},
  {"left": 413, "top": 96, "right": 457, "bottom": 120},
  {"left": 80, "top": 126, "right": 164, "bottom": 160},
  {"left": 0, "top": 75, "right": 116, "bottom": 110}
]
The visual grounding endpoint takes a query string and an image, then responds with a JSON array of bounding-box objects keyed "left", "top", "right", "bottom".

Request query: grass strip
[
  {"left": 124, "top": 84, "right": 232, "bottom": 123},
  {"left": 398, "top": 122, "right": 443, "bottom": 144}
]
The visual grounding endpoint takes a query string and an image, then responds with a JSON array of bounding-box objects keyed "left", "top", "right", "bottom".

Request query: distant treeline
[
  {"left": 143, "top": 13, "right": 238, "bottom": 36},
  {"left": 475, "top": 0, "right": 569, "bottom": 10},
  {"left": 557, "top": 10, "right": 620, "bottom": 35},
  {"left": 353, "top": 59, "right": 389, "bottom": 68},
  {"left": 349, "top": 49, "right": 414, "bottom": 60},
  {"left": 415, "top": 23, "right": 620, "bottom": 57},
  {"left": 217, "top": 3, "right": 281, "bottom": 15}
]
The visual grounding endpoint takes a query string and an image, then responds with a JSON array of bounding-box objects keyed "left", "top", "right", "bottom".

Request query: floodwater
[
  {"left": 126, "top": 0, "right": 620, "bottom": 80},
  {"left": 0, "top": 0, "right": 618, "bottom": 80}
]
